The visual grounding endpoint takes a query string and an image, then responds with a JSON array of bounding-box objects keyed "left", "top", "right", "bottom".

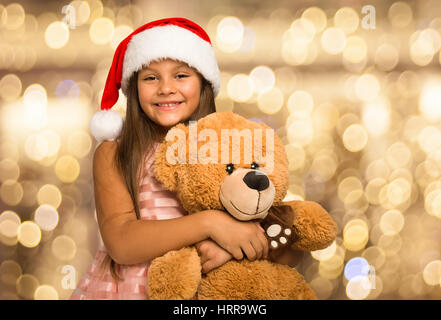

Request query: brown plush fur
[{"left": 147, "top": 112, "right": 336, "bottom": 300}]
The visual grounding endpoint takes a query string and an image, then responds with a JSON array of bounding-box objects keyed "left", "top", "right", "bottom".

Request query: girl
[{"left": 70, "top": 18, "right": 268, "bottom": 300}]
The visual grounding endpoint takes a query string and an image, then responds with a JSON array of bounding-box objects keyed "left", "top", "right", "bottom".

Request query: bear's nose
[{"left": 243, "top": 171, "right": 269, "bottom": 191}]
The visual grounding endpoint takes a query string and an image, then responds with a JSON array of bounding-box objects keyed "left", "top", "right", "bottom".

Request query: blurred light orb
[
  {"left": 23, "top": 84, "right": 48, "bottom": 130},
  {"left": 321, "top": 27, "right": 346, "bottom": 54},
  {"left": 344, "top": 257, "right": 370, "bottom": 281},
  {"left": 34, "top": 284, "right": 59, "bottom": 300},
  {"left": 216, "top": 16, "right": 244, "bottom": 53},
  {"left": 355, "top": 74, "right": 380, "bottom": 101},
  {"left": 418, "top": 126, "right": 441, "bottom": 154},
  {"left": 0, "top": 260, "right": 22, "bottom": 286},
  {"left": 0, "top": 210, "right": 21, "bottom": 246},
  {"left": 41, "top": 130, "right": 61, "bottom": 157},
  {"left": 37, "top": 184, "right": 62, "bottom": 209},
  {"left": 301, "top": 7, "right": 327, "bottom": 33},
  {"left": 334, "top": 7, "right": 359, "bottom": 34},
  {"left": 70, "top": 0, "right": 91, "bottom": 26},
  {"left": 34, "top": 204, "right": 59, "bottom": 232},
  {"left": 346, "top": 276, "right": 372, "bottom": 300},
  {"left": 375, "top": 43, "right": 399, "bottom": 71},
  {"left": 410, "top": 38, "right": 435, "bottom": 66},
  {"left": 55, "top": 155, "right": 80, "bottom": 183},
  {"left": 249, "top": 66, "right": 275, "bottom": 94},
  {"left": 45, "top": 21, "right": 69, "bottom": 49},
  {"left": 227, "top": 74, "right": 253, "bottom": 102},
  {"left": 257, "top": 87, "right": 284, "bottom": 114},
  {"left": 4, "top": 3, "right": 25, "bottom": 30},
  {"left": 285, "top": 144, "right": 305, "bottom": 171},
  {"left": 289, "top": 18, "right": 316, "bottom": 46},
  {"left": 422, "top": 260, "right": 441, "bottom": 286},
  {"left": 343, "top": 219, "right": 369, "bottom": 251},
  {"left": 338, "top": 176, "right": 363, "bottom": 202},
  {"left": 419, "top": 80, "right": 441, "bottom": 123},
  {"left": 425, "top": 190, "right": 441, "bottom": 218},
  {"left": 386, "top": 142, "right": 412, "bottom": 169},
  {"left": 51, "top": 235, "right": 77, "bottom": 261},
  {"left": 343, "top": 36, "right": 367, "bottom": 64},
  {"left": 0, "top": 179, "right": 23, "bottom": 206},
  {"left": 380, "top": 209, "right": 405, "bottom": 235},
  {"left": 311, "top": 241, "right": 337, "bottom": 261},
  {"left": 25, "top": 133, "right": 49, "bottom": 161},
  {"left": 287, "top": 119, "right": 313, "bottom": 146},
  {"left": 342, "top": 124, "right": 368, "bottom": 152},
  {"left": 111, "top": 25, "right": 133, "bottom": 50},
  {"left": 0, "top": 74, "right": 22, "bottom": 101},
  {"left": 17, "top": 221, "right": 41, "bottom": 248},
  {"left": 0, "top": 158, "right": 20, "bottom": 182},
  {"left": 362, "top": 246, "right": 387, "bottom": 270},
  {"left": 16, "top": 274, "right": 39, "bottom": 300},
  {"left": 362, "top": 99, "right": 390, "bottom": 137},
  {"left": 287, "top": 90, "right": 314, "bottom": 118},
  {"left": 89, "top": 17, "right": 114, "bottom": 45},
  {"left": 67, "top": 130, "right": 92, "bottom": 158},
  {"left": 238, "top": 26, "right": 256, "bottom": 53},
  {"left": 388, "top": 2, "right": 413, "bottom": 28}
]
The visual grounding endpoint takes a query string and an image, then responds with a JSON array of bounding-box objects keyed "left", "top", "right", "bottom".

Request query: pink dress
[{"left": 69, "top": 143, "right": 187, "bottom": 300}]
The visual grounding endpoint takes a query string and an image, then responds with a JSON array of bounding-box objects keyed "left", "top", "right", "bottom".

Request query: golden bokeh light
[
  {"left": 55, "top": 155, "right": 81, "bottom": 183},
  {"left": 17, "top": 221, "right": 41, "bottom": 248},
  {"left": 301, "top": 7, "right": 327, "bottom": 33},
  {"left": 380, "top": 210, "right": 405, "bottom": 235},
  {"left": 227, "top": 74, "right": 254, "bottom": 102},
  {"left": 0, "top": 158, "right": 20, "bottom": 182},
  {"left": 286, "top": 90, "right": 313, "bottom": 118},
  {"left": 0, "top": 260, "right": 22, "bottom": 287},
  {"left": 45, "top": 21, "right": 69, "bottom": 49},
  {"left": 89, "top": 17, "right": 114, "bottom": 45},
  {"left": 321, "top": 27, "right": 346, "bottom": 54},
  {"left": 346, "top": 276, "right": 372, "bottom": 300},
  {"left": 51, "top": 235, "right": 77, "bottom": 261},
  {"left": 249, "top": 66, "right": 275, "bottom": 94},
  {"left": 422, "top": 260, "right": 441, "bottom": 286},
  {"left": 37, "top": 184, "right": 62, "bottom": 209},
  {"left": 257, "top": 87, "right": 284, "bottom": 114},
  {"left": 311, "top": 241, "right": 337, "bottom": 261},
  {"left": 216, "top": 16, "right": 244, "bottom": 53},
  {"left": 342, "top": 124, "right": 368, "bottom": 152},
  {"left": 0, "top": 73, "right": 22, "bottom": 101},
  {"left": 0, "top": 179, "right": 23, "bottom": 206},
  {"left": 16, "top": 274, "right": 39, "bottom": 300},
  {"left": 343, "top": 219, "right": 369, "bottom": 251},
  {"left": 388, "top": 2, "right": 413, "bottom": 28},
  {"left": 3, "top": 3, "right": 25, "bottom": 30},
  {"left": 334, "top": 7, "right": 359, "bottom": 34},
  {"left": 34, "top": 284, "right": 59, "bottom": 300}
]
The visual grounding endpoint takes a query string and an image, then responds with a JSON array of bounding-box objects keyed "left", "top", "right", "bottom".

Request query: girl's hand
[
  {"left": 206, "top": 210, "right": 269, "bottom": 261},
  {"left": 195, "top": 239, "right": 233, "bottom": 273}
]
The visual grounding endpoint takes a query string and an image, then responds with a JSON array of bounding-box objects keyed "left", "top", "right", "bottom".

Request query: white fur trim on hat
[
  {"left": 89, "top": 109, "right": 123, "bottom": 143},
  {"left": 121, "top": 25, "right": 220, "bottom": 96}
]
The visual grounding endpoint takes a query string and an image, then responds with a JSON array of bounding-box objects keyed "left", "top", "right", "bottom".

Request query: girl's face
[{"left": 137, "top": 59, "right": 202, "bottom": 129}]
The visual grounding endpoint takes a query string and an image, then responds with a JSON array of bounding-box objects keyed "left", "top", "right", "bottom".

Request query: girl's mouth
[{"left": 154, "top": 101, "right": 183, "bottom": 110}]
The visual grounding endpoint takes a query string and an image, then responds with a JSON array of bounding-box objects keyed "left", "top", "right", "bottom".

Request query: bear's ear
[{"left": 153, "top": 123, "right": 189, "bottom": 191}]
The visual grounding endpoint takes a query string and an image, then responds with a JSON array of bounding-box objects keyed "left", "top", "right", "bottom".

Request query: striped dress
[{"left": 69, "top": 142, "right": 187, "bottom": 300}]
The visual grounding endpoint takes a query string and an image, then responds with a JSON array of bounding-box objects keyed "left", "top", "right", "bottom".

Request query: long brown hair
[{"left": 98, "top": 64, "right": 217, "bottom": 282}]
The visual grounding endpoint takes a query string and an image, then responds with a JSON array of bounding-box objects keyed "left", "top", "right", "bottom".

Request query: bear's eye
[
  {"left": 250, "top": 162, "right": 259, "bottom": 170},
  {"left": 226, "top": 163, "right": 234, "bottom": 174}
]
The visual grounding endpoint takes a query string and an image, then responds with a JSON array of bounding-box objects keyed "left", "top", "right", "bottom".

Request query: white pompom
[{"left": 89, "top": 109, "right": 123, "bottom": 143}]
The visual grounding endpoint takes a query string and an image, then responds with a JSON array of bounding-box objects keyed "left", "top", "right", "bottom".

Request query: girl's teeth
[{"left": 157, "top": 103, "right": 180, "bottom": 106}]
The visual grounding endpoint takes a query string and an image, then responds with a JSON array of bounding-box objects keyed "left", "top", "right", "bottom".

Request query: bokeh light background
[{"left": 1, "top": 0, "right": 441, "bottom": 300}]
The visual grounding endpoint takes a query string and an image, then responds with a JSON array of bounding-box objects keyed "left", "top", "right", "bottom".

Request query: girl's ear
[{"left": 153, "top": 123, "right": 189, "bottom": 191}]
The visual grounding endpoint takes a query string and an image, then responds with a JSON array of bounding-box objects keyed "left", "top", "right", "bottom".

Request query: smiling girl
[{"left": 70, "top": 18, "right": 268, "bottom": 300}]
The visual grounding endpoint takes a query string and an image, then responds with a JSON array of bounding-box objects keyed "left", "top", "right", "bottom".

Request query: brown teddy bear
[{"left": 147, "top": 112, "right": 336, "bottom": 300}]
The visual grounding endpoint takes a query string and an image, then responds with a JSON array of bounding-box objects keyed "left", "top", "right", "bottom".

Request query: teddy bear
[{"left": 147, "top": 112, "right": 337, "bottom": 300}]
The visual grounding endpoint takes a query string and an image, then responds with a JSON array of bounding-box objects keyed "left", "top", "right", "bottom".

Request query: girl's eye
[
  {"left": 250, "top": 162, "right": 259, "bottom": 170},
  {"left": 176, "top": 74, "right": 188, "bottom": 79},
  {"left": 226, "top": 163, "right": 234, "bottom": 175},
  {"left": 144, "top": 76, "right": 156, "bottom": 81}
]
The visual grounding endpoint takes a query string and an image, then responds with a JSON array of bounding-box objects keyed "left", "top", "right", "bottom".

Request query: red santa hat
[{"left": 90, "top": 17, "right": 220, "bottom": 143}]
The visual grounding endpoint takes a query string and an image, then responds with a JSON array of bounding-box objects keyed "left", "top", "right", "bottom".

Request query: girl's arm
[{"left": 94, "top": 141, "right": 268, "bottom": 265}]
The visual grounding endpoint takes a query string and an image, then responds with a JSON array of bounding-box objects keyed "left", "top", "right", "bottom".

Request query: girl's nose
[{"left": 158, "top": 78, "right": 176, "bottom": 95}]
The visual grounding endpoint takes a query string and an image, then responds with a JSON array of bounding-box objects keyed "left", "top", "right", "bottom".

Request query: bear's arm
[{"left": 285, "top": 200, "right": 337, "bottom": 251}]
